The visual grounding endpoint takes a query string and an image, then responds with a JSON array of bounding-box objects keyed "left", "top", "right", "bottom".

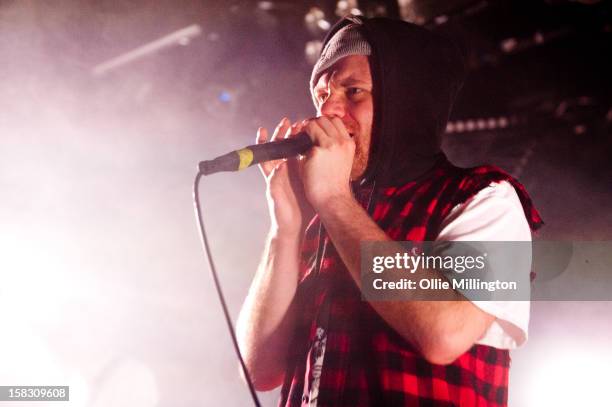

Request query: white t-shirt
[{"left": 436, "top": 180, "right": 531, "bottom": 349}]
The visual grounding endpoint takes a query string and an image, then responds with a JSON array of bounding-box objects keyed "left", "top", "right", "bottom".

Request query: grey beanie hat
[{"left": 310, "top": 23, "right": 372, "bottom": 94}]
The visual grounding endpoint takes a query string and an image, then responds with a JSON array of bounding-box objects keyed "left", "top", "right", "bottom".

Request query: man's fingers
[
  {"left": 316, "top": 116, "right": 340, "bottom": 140},
  {"left": 256, "top": 126, "right": 268, "bottom": 144},
  {"left": 272, "top": 117, "right": 291, "bottom": 142},
  {"left": 315, "top": 116, "right": 350, "bottom": 142},
  {"left": 329, "top": 116, "right": 351, "bottom": 139},
  {"left": 257, "top": 127, "right": 276, "bottom": 176},
  {"left": 258, "top": 117, "right": 293, "bottom": 177},
  {"left": 284, "top": 121, "right": 308, "bottom": 145},
  {"left": 303, "top": 118, "right": 337, "bottom": 148}
]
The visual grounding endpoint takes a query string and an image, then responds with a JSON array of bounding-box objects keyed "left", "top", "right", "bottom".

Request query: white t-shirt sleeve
[{"left": 436, "top": 181, "right": 532, "bottom": 349}]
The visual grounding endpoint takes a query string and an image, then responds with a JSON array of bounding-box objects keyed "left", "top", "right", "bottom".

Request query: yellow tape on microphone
[{"left": 236, "top": 148, "right": 254, "bottom": 170}]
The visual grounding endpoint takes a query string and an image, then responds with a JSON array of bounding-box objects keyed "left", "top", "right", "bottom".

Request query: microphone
[{"left": 198, "top": 132, "right": 313, "bottom": 176}]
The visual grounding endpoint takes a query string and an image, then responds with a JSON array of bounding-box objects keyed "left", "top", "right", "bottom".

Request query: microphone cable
[{"left": 192, "top": 171, "right": 262, "bottom": 407}]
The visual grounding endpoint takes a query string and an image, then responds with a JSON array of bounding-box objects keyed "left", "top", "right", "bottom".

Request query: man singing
[{"left": 237, "top": 16, "right": 542, "bottom": 406}]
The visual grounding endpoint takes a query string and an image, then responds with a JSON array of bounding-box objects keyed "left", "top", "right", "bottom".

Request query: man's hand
[
  {"left": 239, "top": 117, "right": 312, "bottom": 390},
  {"left": 257, "top": 117, "right": 313, "bottom": 236},
  {"left": 299, "top": 116, "right": 356, "bottom": 211}
]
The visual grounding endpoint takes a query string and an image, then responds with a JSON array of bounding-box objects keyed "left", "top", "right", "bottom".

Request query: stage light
[
  {"left": 445, "top": 115, "right": 519, "bottom": 134},
  {"left": 574, "top": 124, "right": 587, "bottom": 135},
  {"left": 92, "top": 24, "right": 202, "bottom": 76},
  {"left": 336, "top": 0, "right": 361, "bottom": 17},
  {"left": 317, "top": 19, "right": 331, "bottom": 31},
  {"left": 501, "top": 38, "right": 518, "bottom": 53},
  {"left": 434, "top": 15, "right": 448, "bottom": 25},
  {"left": 258, "top": 1, "right": 274, "bottom": 11},
  {"left": 305, "top": 7, "right": 329, "bottom": 36},
  {"left": 534, "top": 31, "right": 545, "bottom": 44},
  {"left": 397, "top": 0, "right": 426, "bottom": 25},
  {"left": 218, "top": 91, "right": 232, "bottom": 103},
  {"left": 305, "top": 40, "right": 323, "bottom": 65}
]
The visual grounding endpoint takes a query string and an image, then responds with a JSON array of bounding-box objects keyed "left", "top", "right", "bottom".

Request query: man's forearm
[
  {"left": 316, "top": 195, "right": 495, "bottom": 365},
  {"left": 236, "top": 229, "right": 302, "bottom": 390}
]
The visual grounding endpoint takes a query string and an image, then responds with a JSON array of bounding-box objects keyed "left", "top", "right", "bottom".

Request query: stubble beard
[{"left": 349, "top": 136, "right": 369, "bottom": 181}]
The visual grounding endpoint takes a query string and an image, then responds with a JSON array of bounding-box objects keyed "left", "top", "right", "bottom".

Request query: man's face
[{"left": 312, "top": 55, "right": 374, "bottom": 180}]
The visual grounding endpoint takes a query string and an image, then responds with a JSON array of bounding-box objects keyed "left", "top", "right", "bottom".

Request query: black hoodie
[{"left": 314, "top": 16, "right": 466, "bottom": 188}]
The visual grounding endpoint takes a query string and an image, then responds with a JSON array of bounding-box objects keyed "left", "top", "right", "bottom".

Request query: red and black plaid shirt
[{"left": 279, "top": 158, "right": 543, "bottom": 406}]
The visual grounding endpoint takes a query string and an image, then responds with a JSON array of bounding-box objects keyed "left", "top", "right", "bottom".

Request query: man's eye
[{"left": 347, "top": 88, "right": 364, "bottom": 96}]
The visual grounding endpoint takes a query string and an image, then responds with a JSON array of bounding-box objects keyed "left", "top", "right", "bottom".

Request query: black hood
[{"left": 316, "top": 16, "right": 466, "bottom": 187}]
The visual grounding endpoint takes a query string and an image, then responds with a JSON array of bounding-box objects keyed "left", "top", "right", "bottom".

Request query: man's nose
[{"left": 319, "top": 92, "right": 346, "bottom": 118}]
